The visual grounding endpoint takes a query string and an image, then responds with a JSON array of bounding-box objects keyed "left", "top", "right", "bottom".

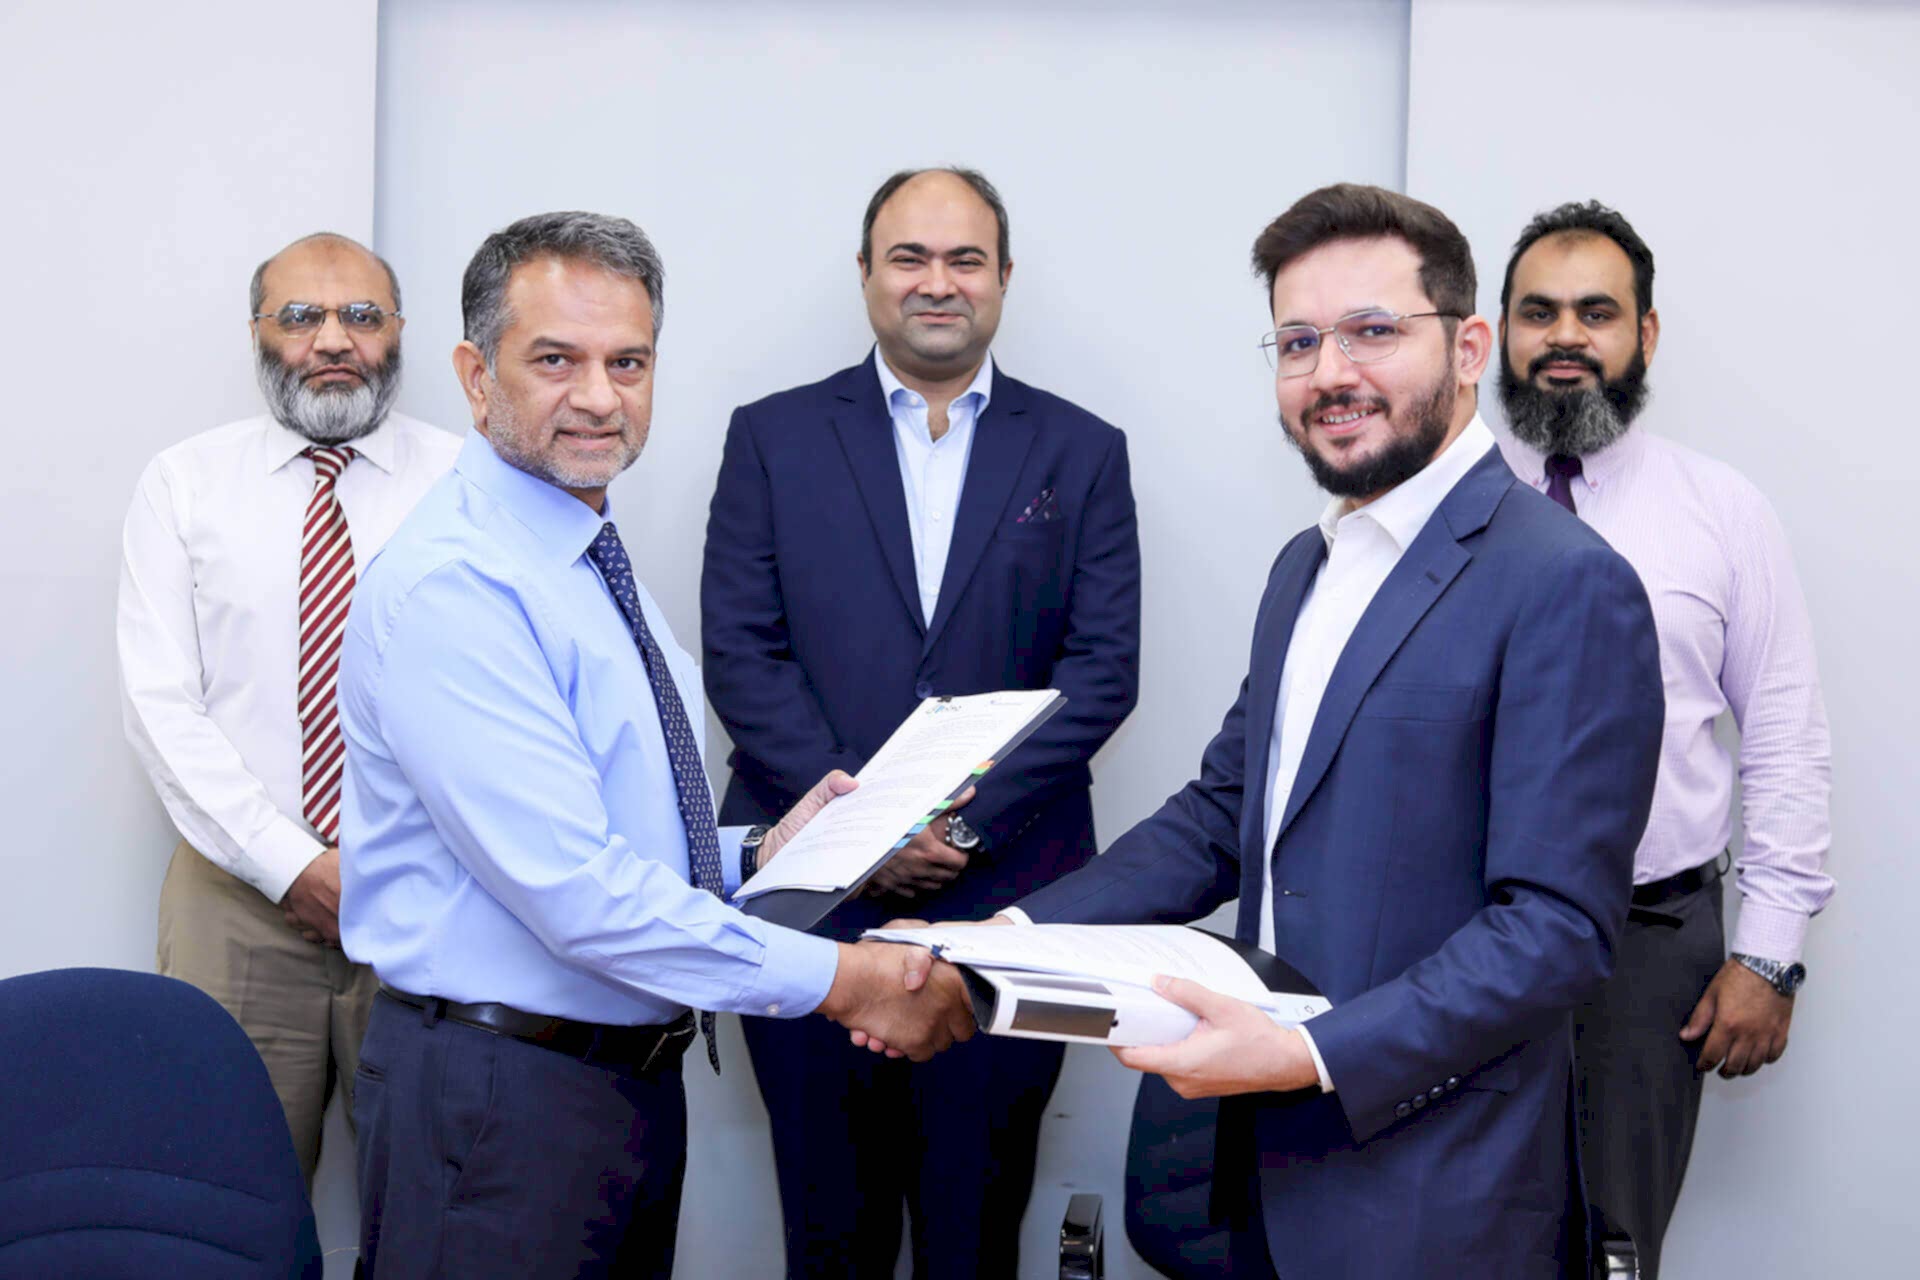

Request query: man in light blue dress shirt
[{"left": 338, "top": 212, "right": 973, "bottom": 1279}]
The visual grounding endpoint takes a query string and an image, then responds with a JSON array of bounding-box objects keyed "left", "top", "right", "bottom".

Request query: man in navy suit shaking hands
[
  {"left": 701, "top": 168, "right": 1141, "bottom": 1279},
  {"left": 992, "top": 184, "right": 1666, "bottom": 1277}
]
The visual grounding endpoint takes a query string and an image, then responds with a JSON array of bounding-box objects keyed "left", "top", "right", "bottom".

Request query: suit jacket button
[
  {"left": 915, "top": 681, "right": 934, "bottom": 698},
  {"left": 1395, "top": 1102, "right": 1412, "bottom": 1119},
  {"left": 1411, "top": 1093, "right": 1427, "bottom": 1110},
  {"left": 1445, "top": 1076, "right": 1460, "bottom": 1090},
  {"left": 1429, "top": 1085, "right": 1444, "bottom": 1100}
]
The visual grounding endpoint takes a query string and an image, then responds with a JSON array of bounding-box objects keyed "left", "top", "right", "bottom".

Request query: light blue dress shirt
[
  {"left": 338, "top": 431, "right": 839, "bottom": 1025},
  {"left": 875, "top": 349, "right": 993, "bottom": 624}
]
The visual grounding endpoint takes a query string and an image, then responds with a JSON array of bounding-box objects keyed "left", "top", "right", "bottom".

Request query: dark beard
[
  {"left": 255, "top": 340, "right": 403, "bottom": 444},
  {"left": 1285, "top": 367, "right": 1457, "bottom": 500},
  {"left": 1498, "top": 343, "right": 1649, "bottom": 457}
]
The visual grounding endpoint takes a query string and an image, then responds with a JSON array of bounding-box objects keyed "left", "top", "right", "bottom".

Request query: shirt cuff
[
  {"left": 1729, "top": 901, "right": 1812, "bottom": 965},
  {"left": 1295, "top": 1023, "right": 1336, "bottom": 1093},
  {"left": 743, "top": 924, "right": 840, "bottom": 1019},
  {"left": 995, "top": 906, "right": 1035, "bottom": 926},
  {"left": 719, "top": 824, "right": 751, "bottom": 897},
  {"left": 243, "top": 816, "right": 329, "bottom": 903}
]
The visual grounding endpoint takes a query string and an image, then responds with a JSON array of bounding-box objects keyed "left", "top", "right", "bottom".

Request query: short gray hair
[
  {"left": 461, "top": 211, "right": 666, "bottom": 368},
  {"left": 249, "top": 232, "right": 401, "bottom": 316}
]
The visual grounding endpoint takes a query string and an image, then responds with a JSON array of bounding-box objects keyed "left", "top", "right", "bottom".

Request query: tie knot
[
  {"left": 586, "top": 521, "right": 626, "bottom": 571},
  {"left": 304, "top": 445, "right": 355, "bottom": 482},
  {"left": 1545, "top": 453, "right": 1584, "bottom": 480}
]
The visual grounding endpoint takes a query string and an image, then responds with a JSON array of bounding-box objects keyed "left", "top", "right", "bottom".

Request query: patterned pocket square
[{"left": 1015, "top": 486, "right": 1060, "bottom": 525}]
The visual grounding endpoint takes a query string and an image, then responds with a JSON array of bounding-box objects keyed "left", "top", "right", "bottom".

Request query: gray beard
[
  {"left": 1496, "top": 346, "right": 1649, "bottom": 458},
  {"left": 255, "top": 343, "right": 401, "bottom": 444},
  {"left": 1503, "top": 385, "right": 1629, "bottom": 457}
]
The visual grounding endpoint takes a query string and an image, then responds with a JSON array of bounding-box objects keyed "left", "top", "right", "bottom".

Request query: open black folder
[{"left": 736, "top": 691, "right": 1065, "bottom": 932}]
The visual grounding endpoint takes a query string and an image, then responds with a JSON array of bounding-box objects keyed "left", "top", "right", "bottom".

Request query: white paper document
[
  {"left": 860, "top": 923, "right": 1333, "bottom": 1046},
  {"left": 732, "top": 690, "right": 1064, "bottom": 901}
]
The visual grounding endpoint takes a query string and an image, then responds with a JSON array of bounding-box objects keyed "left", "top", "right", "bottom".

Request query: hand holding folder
[
  {"left": 735, "top": 690, "right": 1063, "bottom": 931},
  {"left": 860, "top": 923, "right": 1330, "bottom": 1047}
]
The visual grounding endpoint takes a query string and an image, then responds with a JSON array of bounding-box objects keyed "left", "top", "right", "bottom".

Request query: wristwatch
[
  {"left": 944, "top": 814, "right": 984, "bottom": 854},
  {"left": 1731, "top": 953, "right": 1807, "bottom": 998},
  {"left": 740, "top": 824, "right": 774, "bottom": 884}
]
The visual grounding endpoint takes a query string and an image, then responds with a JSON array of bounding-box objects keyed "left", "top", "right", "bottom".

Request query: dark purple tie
[{"left": 1545, "top": 454, "right": 1583, "bottom": 514}]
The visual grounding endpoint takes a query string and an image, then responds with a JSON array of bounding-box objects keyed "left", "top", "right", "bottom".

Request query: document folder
[{"left": 737, "top": 691, "right": 1064, "bottom": 933}]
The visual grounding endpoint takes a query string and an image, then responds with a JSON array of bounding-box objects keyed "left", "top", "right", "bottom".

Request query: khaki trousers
[{"left": 156, "top": 839, "right": 377, "bottom": 1186}]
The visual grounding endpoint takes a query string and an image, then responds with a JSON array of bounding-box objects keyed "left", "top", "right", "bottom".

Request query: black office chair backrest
[
  {"left": 0, "top": 967, "right": 322, "bottom": 1279},
  {"left": 1123, "top": 1075, "right": 1229, "bottom": 1277}
]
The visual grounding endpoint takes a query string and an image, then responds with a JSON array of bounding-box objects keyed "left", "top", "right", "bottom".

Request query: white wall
[
  {"left": 372, "top": 2, "right": 1407, "bottom": 1276},
  {"left": 0, "top": 3, "right": 381, "bottom": 1272},
  {"left": 1407, "top": 2, "right": 1917, "bottom": 1273}
]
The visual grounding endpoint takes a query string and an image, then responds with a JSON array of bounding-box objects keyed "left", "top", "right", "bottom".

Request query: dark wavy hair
[{"left": 1250, "top": 183, "right": 1475, "bottom": 321}]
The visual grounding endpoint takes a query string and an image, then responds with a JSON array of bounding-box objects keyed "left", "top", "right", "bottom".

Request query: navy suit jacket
[
  {"left": 1015, "top": 446, "right": 1664, "bottom": 1276},
  {"left": 702, "top": 356, "right": 1140, "bottom": 938}
]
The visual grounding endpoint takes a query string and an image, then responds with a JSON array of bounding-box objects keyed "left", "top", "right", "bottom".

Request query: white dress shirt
[
  {"left": 1501, "top": 427, "right": 1833, "bottom": 962},
  {"left": 875, "top": 349, "right": 993, "bottom": 624},
  {"left": 119, "top": 411, "right": 460, "bottom": 903}
]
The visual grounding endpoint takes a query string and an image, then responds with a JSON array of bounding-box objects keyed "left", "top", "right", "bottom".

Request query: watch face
[{"left": 1782, "top": 963, "right": 1807, "bottom": 995}]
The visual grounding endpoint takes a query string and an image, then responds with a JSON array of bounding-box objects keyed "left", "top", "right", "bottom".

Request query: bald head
[
  {"left": 859, "top": 167, "right": 1010, "bottom": 274},
  {"left": 250, "top": 232, "right": 401, "bottom": 318}
]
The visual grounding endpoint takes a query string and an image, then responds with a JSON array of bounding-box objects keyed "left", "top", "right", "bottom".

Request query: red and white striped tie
[{"left": 298, "top": 445, "right": 356, "bottom": 844}]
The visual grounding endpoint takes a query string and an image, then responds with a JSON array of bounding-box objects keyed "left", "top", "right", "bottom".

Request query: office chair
[{"left": 0, "top": 967, "right": 323, "bottom": 1278}]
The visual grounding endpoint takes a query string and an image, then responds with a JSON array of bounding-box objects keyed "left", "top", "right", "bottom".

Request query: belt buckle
[{"left": 640, "top": 1016, "right": 695, "bottom": 1073}]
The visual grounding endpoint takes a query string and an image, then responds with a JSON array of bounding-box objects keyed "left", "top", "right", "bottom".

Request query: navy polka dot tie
[{"left": 587, "top": 522, "right": 725, "bottom": 1073}]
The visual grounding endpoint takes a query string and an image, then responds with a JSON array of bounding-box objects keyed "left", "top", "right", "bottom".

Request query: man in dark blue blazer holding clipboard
[
  {"left": 1000, "top": 185, "right": 1665, "bottom": 1278},
  {"left": 701, "top": 168, "right": 1140, "bottom": 1279}
]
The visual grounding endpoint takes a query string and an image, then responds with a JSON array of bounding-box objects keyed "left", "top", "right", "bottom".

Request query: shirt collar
[
  {"left": 452, "top": 429, "right": 612, "bottom": 565},
  {"left": 1318, "top": 414, "right": 1498, "bottom": 552},
  {"left": 873, "top": 347, "right": 995, "bottom": 416},
  {"left": 1501, "top": 421, "right": 1647, "bottom": 493},
  {"left": 262, "top": 412, "right": 401, "bottom": 476}
]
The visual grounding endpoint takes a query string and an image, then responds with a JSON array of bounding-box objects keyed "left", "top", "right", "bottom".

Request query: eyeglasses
[
  {"left": 1258, "top": 309, "right": 1458, "bottom": 376},
  {"left": 252, "top": 302, "right": 399, "bottom": 337}
]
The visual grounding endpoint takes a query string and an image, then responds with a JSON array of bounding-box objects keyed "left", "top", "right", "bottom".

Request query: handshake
[
  {"left": 814, "top": 923, "right": 983, "bottom": 1062},
  {"left": 758, "top": 770, "right": 1001, "bottom": 1062}
]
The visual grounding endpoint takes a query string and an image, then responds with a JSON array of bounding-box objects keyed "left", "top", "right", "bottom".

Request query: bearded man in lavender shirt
[{"left": 1497, "top": 200, "right": 1834, "bottom": 1279}]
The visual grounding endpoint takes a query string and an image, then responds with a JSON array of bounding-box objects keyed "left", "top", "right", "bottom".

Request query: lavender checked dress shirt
[{"left": 1502, "top": 427, "right": 1834, "bottom": 963}]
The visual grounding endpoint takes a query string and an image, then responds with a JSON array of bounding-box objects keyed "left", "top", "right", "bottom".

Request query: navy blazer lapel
[
  {"left": 828, "top": 360, "right": 923, "bottom": 633},
  {"left": 1234, "top": 531, "right": 1328, "bottom": 936},
  {"left": 1272, "top": 449, "right": 1514, "bottom": 845},
  {"left": 922, "top": 372, "right": 1036, "bottom": 653}
]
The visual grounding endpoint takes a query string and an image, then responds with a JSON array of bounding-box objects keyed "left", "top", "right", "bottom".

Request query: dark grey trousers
[
  {"left": 353, "top": 995, "right": 688, "bottom": 1279},
  {"left": 1573, "top": 874, "right": 1726, "bottom": 1279}
]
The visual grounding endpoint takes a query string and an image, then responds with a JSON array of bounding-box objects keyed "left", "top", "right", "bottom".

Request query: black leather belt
[
  {"left": 380, "top": 987, "right": 694, "bottom": 1076},
  {"left": 1631, "top": 851, "right": 1730, "bottom": 911}
]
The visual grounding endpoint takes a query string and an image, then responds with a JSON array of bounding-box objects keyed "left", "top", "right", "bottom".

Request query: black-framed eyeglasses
[
  {"left": 1258, "top": 309, "right": 1458, "bottom": 376},
  {"left": 252, "top": 302, "right": 399, "bottom": 337}
]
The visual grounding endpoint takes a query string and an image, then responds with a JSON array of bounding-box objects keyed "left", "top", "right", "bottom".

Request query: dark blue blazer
[
  {"left": 1015, "top": 447, "right": 1664, "bottom": 1277},
  {"left": 702, "top": 356, "right": 1141, "bottom": 937}
]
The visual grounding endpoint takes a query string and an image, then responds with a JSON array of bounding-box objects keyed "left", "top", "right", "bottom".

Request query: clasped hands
[{"left": 743, "top": 772, "right": 973, "bottom": 1062}]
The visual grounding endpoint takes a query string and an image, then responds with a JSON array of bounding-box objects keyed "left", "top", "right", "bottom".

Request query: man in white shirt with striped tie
[
  {"left": 117, "top": 232, "right": 459, "bottom": 1184},
  {"left": 1496, "top": 200, "right": 1834, "bottom": 1278}
]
